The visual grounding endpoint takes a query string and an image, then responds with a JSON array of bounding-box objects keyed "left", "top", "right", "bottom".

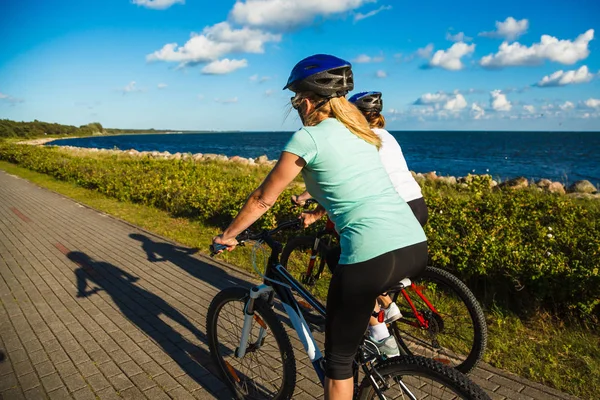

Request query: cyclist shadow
[
  {"left": 69, "top": 251, "right": 227, "bottom": 394},
  {"left": 129, "top": 233, "right": 250, "bottom": 291}
]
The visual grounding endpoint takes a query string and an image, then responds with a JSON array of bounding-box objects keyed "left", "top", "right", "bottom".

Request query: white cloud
[
  {"left": 490, "top": 90, "right": 512, "bottom": 111},
  {"left": 147, "top": 22, "right": 281, "bottom": 67},
  {"left": 132, "top": 0, "right": 184, "bottom": 10},
  {"left": 479, "top": 17, "right": 529, "bottom": 41},
  {"left": 429, "top": 42, "right": 475, "bottom": 71},
  {"left": 480, "top": 29, "right": 594, "bottom": 68},
  {"left": 446, "top": 32, "right": 472, "bottom": 42},
  {"left": 471, "top": 103, "right": 485, "bottom": 119},
  {"left": 201, "top": 58, "right": 248, "bottom": 74},
  {"left": 535, "top": 65, "right": 594, "bottom": 87},
  {"left": 264, "top": 89, "right": 274, "bottom": 96},
  {"left": 197, "top": 94, "right": 205, "bottom": 100},
  {"left": 157, "top": 83, "right": 168, "bottom": 89},
  {"left": 584, "top": 98, "right": 600, "bottom": 109},
  {"left": 414, "top": 92, "right": 448, "bottom": 105},
  {"left": 354, "top": 54, "right": 384, "bottom": 63},
  {"left": 375, "top": 70, "right": 387, "bottom": 78},
  {"left": 354, "top": 5, "right": 392, "bottom": 22},
  {"left": 230, "top": 0, "right": 374, "bottom": 30},
  {"left": 523, "top": 105, "right": 535, "bottom": 113},
  {"left": 559, "top": 101, "right": 574, "bottom": 110},
  {"left": 215, "top": 97, "right": 239, "bottom": 104},
  {"left": 442, "top": 94, "right": 467, "bottom": 111},
  {"left": 0, "top": 92, "right": 23, "bottom": 104},
  {"left": 121, "top": 81, "right": 141, "bottom": 94},
  {"left": 416, "top": 43, "right": 434, "bottom": 59}
]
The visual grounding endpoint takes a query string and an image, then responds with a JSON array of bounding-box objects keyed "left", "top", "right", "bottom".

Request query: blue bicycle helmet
[
  {"left": 349, "top": 91, "right": 383, "bottom": 113},
  {"left": 283, "top": 54, "right": 354, "bottom": 98}
]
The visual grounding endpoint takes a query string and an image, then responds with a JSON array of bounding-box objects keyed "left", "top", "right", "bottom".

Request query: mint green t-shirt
[{"left": 283, "top": 118, "right": 426, "bottom": 265}]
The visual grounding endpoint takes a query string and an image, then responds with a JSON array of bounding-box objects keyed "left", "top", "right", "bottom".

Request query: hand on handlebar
[
  {"left": 290, "top": 194, "right": 306, "bottom": 207},
  {"left": 211, "top": 234, "right": 239, "bottom": 256},
  {"left": 299, "top": 211, "right": 322, "bottom": 229}
]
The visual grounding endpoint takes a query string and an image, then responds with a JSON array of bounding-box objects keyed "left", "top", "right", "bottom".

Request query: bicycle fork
[{"left": 235, "top": 284, "right": 273, "bottom": 358}]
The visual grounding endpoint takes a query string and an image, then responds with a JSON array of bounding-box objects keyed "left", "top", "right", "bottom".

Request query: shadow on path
[
  {"left": 129, "top": 233, "right": 251, "bottom": 291},
  {"left": 70, "top": 251, "right": 233, "bottom": 398}
]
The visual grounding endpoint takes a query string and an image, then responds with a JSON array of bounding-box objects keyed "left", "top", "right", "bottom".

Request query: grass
[{"left": 1, "top": 159, "right": 598, "bottom": 399}]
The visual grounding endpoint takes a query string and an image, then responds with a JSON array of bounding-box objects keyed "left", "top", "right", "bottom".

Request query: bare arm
[{"left": 216, "top": 152, "right": 305, "bottom": 246}]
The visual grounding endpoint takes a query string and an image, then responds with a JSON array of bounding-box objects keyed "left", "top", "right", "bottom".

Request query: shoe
[
  {"left": 368, "top": 335, "right": 400, "bottom": 358},
  {"left": 384, "top": 302, "right": 402, "bottom": 324}
]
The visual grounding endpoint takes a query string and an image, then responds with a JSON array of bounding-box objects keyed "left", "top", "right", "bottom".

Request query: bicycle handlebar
[{"left": 210, "top": 219, "right": 301, "bottom": 256}]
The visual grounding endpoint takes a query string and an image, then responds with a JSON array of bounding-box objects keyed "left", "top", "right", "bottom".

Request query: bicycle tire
[
  {"left": 390, "top": 266, "right": 487, "bottom": 374},
  {"left": 280, "top": 235, "right": 330, "bottom": 326},
  {"left": 356, "top": 355, "right": 491, "bottom": 400},
  {"left": 206, "top": 287, "right": 297, "bottom": 399}
]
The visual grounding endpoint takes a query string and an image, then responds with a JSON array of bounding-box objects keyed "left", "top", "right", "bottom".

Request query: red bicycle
[{"left": 281, "top": 199, "right": 487, "bottom": 374}]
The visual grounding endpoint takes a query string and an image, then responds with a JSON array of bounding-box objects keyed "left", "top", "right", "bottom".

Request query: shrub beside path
[{"left": 0, "top": 170, "right": 581, "bottom": 399}]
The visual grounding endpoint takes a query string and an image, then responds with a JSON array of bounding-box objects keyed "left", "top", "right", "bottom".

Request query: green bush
[{"left": 1, "top": 143, "right": 598, "bottom": 319}]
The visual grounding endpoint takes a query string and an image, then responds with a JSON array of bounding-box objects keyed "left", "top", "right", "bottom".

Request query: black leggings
[
  {"left": 407, "top": 197, "right": 428, "bottom": 227},
  {"left": 324, "top": 241, "right": 428, "bottom": 380}
]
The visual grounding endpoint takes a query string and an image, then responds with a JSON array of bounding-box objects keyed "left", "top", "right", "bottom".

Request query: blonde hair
[
  {"left": 297, "top": 92, "right": 381, "bottom": 149},
  {"left": 364, "top": 111, "right": 386, "bottom": 129}
]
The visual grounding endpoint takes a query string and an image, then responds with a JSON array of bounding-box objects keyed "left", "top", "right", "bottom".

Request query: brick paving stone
[
  {"left": 141, "top": 387, "right": 171, "bottom": 400},
  {"left": 13, "top": 360, "right": 34, "bottom": 377},
  {"left": 34, "top": 361, "right": 56, "bottom": 378},
  {"left": 167, "top": 386, "right": 197, "bottom": 400},
  {"left": 47, "top": 387, "right": 71, "bottom": 400},
  {"left": 40, "top": 372, "right": 65, "bottom": 393},
  {"left": 71, "top": 387, "right": 96, "bottom": 400},
  {"left": 0, "top": 372, "right": 18, "bottom": 391},
  {"left": 94, "top": 387, "right": 121, "bottom": 400},
  {"left": 129, "top": 373, "right": 156, "bottom": 392},
  {"left": 18, "top": 372, "right": 41, "bottom": 392},
  {"left": 86, "top": 373, "right": 111, "bottom": 392},
  {"left": 75, "top": 361, "right": 99, "bottom": 378},
  {"left": 23, "top": 386, "right": 47, "bottom": 400},
  {"left": 55, "top": 362, "right": 78, "bottom": 379},
  {"left": 1, "top": 387, "right": 26, "bottom": 400},
  {"left": 62, "top": 373, "right": 87, "bottom": 393},
  {"left": 119, "top": 386, "right": 147, "bottom": 400},
  {"left": 97, "top": 361, "right": 121, "bottom": 379}
]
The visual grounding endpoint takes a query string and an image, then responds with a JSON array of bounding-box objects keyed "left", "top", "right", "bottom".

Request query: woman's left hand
[{"left": 212, "top": 234, "right": 239, "bottom": 253}]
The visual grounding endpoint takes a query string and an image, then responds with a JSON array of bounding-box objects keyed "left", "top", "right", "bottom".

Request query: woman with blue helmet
[{"left": 212, "top": 54, "right": 427, "bottom": 399}]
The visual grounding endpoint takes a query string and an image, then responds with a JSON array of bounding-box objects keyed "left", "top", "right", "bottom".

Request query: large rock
[
  {"left": 500, "top": 176, "right": 529, "bottom": 190},
  {"left": 437, "top": 176, "right": 457, "bottom": 185},
  {"left": 255, "top": 155, "right": 270, "bottom": 165},
  {"left": 567, "top": 180, "right": 597, "bottom": 194},
  {"left": 203, "top": 153, "right": 219, "bottom": 161},
  {"left": 547, "top": 182, "right": 566, "bottom": 195},
  {"left": 536, "top": 179, "right": 552, "bottom": 189},
  {"left": 424, "top": 171, "right": 438, "bottom": 181}
]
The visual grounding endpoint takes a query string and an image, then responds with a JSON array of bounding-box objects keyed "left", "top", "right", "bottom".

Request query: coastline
[{"left": 17, "top": 137, "right": 600, "bottom": 199}]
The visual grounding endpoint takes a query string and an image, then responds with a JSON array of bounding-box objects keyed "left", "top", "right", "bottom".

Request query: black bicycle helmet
[
  {"left": 348, "top": 91, "right": 383, "bottom": 113},
  {"left": 283, "top": 54, "right": 354, "bottom": 98}
]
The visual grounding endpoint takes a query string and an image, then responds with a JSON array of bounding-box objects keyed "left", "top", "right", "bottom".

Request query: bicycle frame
[{"left": 232, "top": 232, "right": 392, "bottom": 400}]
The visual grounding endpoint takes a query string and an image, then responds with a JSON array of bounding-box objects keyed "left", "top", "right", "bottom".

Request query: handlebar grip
[{"left": 209, "top": 243, "right": 229, "bottom": 256}]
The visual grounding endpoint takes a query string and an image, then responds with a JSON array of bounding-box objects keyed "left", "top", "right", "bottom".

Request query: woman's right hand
[
  {"left": 300, "top": 211, "right": 322, "bottom": 228},
  {"left": 291, "top": 194, "right": 306, "bottom": 207}
]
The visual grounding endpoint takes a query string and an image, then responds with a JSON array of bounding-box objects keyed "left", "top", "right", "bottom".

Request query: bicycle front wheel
[
  {"left": 390, "top": 266, "right": 487, "bottom": 374},
  {"left": 206, "top": 287, "right": 296, "bottom": 399},
  {"left": 356, "top": 356, "right": 491, "bottom": 400}
]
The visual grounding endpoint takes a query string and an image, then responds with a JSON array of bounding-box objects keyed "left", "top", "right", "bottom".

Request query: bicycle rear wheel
[
  {"left": 206, "top": 287, "right": 296, "bottom": 399},
  {"left": 390, "top": 266, "right": 487, "bottom": 374},
  {"left": 356, "top": 356, "right": 491, "bottom": 400}
]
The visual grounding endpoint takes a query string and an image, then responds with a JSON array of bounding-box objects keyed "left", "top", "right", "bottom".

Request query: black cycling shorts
[{"left": 324, "top": 241, "right": 428, "bottom": 380}]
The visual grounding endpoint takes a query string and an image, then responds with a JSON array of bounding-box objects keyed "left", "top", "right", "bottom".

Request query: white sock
[{"left": 369, "top": 323, "right": 390, "bottom": 342}]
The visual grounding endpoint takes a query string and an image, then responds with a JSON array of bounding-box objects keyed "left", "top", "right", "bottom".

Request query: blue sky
[{"left": 1, "top": 0, "right": 599, "bottom": 131}]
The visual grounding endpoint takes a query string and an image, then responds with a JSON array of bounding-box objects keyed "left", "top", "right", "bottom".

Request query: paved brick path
[{"left": 0, "top": 169, "right": 580, "bottom": 400}]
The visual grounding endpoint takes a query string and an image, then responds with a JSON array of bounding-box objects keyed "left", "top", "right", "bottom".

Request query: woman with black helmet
[{"left": 212, "top": 54, "right": 427, "bottom": 399}]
